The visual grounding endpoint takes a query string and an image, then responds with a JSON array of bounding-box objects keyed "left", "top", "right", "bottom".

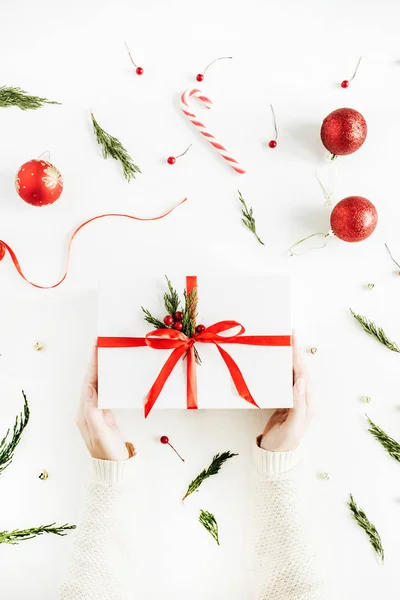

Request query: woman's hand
[
  {"left": 260, "top": 332, "right": 314, "bottom": 452},
  {"left": 76, "top": 347, "right": 134, "bottom": 461}
]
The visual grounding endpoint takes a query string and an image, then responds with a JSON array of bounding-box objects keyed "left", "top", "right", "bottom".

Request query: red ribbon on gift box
[{"left": 98, "top": 276, "right": 291, "bottom": 417}]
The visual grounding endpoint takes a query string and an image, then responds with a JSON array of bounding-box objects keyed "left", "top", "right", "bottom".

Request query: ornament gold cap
[
  {"left": 310, "top": 347, "right": 318, "bottom": 354},
  {"left": 39, "top": 470, "right": 49, "bottom": 480},
  {"left": 33, "top": 341, "right": 44, "bottom": 351}
]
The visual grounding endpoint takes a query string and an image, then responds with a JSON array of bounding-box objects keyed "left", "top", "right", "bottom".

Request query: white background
[{"left": 1, "top": 0, "right": 400, "bottom": 598}]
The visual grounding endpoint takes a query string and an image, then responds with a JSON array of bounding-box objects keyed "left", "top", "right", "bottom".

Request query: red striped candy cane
[{"left": 180, "top": 89, "right": 246, "bottom": 175}]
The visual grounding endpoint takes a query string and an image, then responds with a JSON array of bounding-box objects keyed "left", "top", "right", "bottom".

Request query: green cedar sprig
[
  {"left": 0, "top": 391, "right": 30, "bottom": 476},
  {"left": 141, "top": 307, "right": 165, "bottom": 329},
  {"left": 182, "top": 451, "right": 238, "bottom": 501},
  {"left": 0, "top": 86, "right": 60, "bottom": 110},
  {"left": 238, "top": 190, "right": 264, "bottom": 246},
  {"left": 164, "top": 276, "right": 180, "bottom": 316},
  {"left": 182, "top": 286, "right": 198, "bottom": 339},
  {"left": 348, "top": 494, "right": 384, "bottom": 562},
  {"left": 350, "top": 309, "right": 400, "bottom": 353},
  {"left": 91, "top": 112, "right": 141, "bottom": 182},
  {"left": 199, "top": 510, "right": 220, "bottom": 546},
  {"left": 366, "top": 415, "right": 400, "bottom": 463},
  {"left": 0, "top": 523, "right": 76, "bottom": 545}
]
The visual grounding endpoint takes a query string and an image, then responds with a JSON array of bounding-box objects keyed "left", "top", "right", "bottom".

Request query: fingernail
[{"left": 294, "top": 377, "right": 305, "bottom": 394}]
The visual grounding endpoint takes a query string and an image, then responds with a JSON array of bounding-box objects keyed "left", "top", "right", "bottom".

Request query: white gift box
[{"left": 98, "top": 275, "right": 292, "bottom": 412}]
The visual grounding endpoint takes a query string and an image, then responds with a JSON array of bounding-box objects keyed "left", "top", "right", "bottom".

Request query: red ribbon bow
[{"left": 98, "top": 276, "right": 291, "bottom": 417}]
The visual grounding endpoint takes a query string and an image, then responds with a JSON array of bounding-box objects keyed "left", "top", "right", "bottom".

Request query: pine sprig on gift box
[
  {"left": 164, "top": 276, "right": 180, "bottom": 316},
  {"left": 199, "top": 510, "right": 220, "bottom": 546},
  {"left": 238, "top": 190, "right": 264, "bottom": 246},
  {"left": 182, "top": 451, "right": 238, "bottom": 501},
  {"left": 350, "top": 309, "right": 400, "bottom": 353},
  {"left": 141, "top": 307, "right": 165, "bottom": 330},
  {"left": 0, "top": 523, "right": 76, "bottom": 545},
  {"left": 0, "top": 391, "right": 30, "bottom": 476},
  {"left": 348, "top": 494, "right": 384, "bottom": 562},
  {"left": 0, "top": 86, "right": 60, "bottom": 110},
  {"left": 366, "top": 415, "right": 400, "bottom": 463},
  {"left": 91, "top": 112, "right": 141, "bottom": 182},
  {"left": 182, "top": 286, "right": 198, "bottom": 338}
]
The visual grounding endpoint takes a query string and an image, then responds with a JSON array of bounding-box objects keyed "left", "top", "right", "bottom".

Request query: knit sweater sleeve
[
  {"left": 60, "top": 457, "right": 135, "bottom": 600},
  {"left": 253, "top": 439, "right": 330, "bottom": 600}
]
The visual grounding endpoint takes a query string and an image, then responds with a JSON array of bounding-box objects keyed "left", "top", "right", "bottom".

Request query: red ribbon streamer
[
  {"left": 98, "top": 276, "right": 291, "bottom": 417},
  {"left": 0, "top": 198, "right": 187, "bottom": 289}
]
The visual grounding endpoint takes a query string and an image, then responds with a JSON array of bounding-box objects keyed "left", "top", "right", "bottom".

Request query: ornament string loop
[
  {"left": 0, "top": 198, "right": 187, "bottom": 289},
  {"left": 316, "top": 157, "right": 339, "bottom": 206},
  {"left": 289, "top": 232, "right": 333, "bottom": 256}
]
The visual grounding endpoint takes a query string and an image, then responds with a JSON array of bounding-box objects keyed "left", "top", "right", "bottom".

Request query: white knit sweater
[{"left": 60, "top": 443, "right": 329, "bottom": 599}]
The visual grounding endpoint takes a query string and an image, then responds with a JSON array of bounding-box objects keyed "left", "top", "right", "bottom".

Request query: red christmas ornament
[
  {"left": 174, "top": 321, "right": 183, "bottom": 331},
  {"left": 163, "top": 315, "right": 174, "bottom": 326},
  {"left": 196, "top": 324, "right": 205, "bottom": 333},
  {"left": 174, "top": 311, "right": 183, "bottom": 321},
  {"left": 330, "top": 196, "right": 378, "bottom": 242},
  {"left": 15, "top": 159, "right": 63, "bottom": 206},
  {"left": 321, "top": 108, "right": 367, "bottom": 156},
  {"left": 160, "top": 436, "right": 185, "bottom": 462}
]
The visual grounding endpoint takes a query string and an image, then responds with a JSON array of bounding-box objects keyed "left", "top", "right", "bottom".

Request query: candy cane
[{"left": 180, "top": 89, "right": 245, "bottom": 175}]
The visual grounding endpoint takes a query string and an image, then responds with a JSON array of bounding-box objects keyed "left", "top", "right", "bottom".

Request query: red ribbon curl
[{"left": 98, "top": 276, "right": 291, "bottom": 417}]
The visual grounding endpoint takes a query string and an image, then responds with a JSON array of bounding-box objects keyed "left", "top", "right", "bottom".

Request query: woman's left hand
[{"left": 76, "top": 347, "right": 134, "bottom": 461}]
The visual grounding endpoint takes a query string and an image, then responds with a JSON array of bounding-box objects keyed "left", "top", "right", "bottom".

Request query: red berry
[
  {"left": 269, "top": 140, "right": 277, "bottom": 148},
  {"left": 174, "top": 321, "right": 183, "bottom": 331},
  {"left": 167, "top": 156, "right": 176, "bottom": 165},
  {"left": 196, "top": 324, "right": 205, "bottom": 334},
  {"left": 136, "top": 66, "right": 144, "bottom": 75},
  {"left": 341, "top": 80, "right": 349, "bottom": 88},
  {"left": 196, "top": 73, "right": 204, "bottom": 82},
  {"left": 163, "top": 315, "right": 174, "bottom": 326},
  {"left": 160, "top": 436, "right": 169, "bottom": 444},
  {"left": 174, "top": 311, "right": 183, "bottom": 321}
]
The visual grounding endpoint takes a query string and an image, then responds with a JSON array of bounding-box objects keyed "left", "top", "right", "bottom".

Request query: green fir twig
[
  {"left": 164, "top": 276, "right": 180, "bottom": 316},
  {"left": 0, "top": 523, "right": 76, "bottom": 545},
  {"left": 182, "top": 451, "right": 238, "bottom": 501},
  {"left": 348, "top": 494, "right": 384, "bottom": 562},
  {"left": 0, "top": 391, "right": 30, "bottom": 476},
  {"left": 199, "top": 510, "right": 220, "bottom": 546},
  {"left": 238, "top": 190, "right": 264, "bottom": 246},
  {"left": 350, "top": 309, "right": 400, "bottom": 353},
  {"left": 91, "top": 112, "right": 141, "bottom": 182},
  {"left": 0, "top": 86, "right": 60, "bottom": 110},
  {"left": 141, "top": 307, "right": 165, "bottom": 330},
  {"left": 366, "top": 415, "right": 400, "bottom": 463}
]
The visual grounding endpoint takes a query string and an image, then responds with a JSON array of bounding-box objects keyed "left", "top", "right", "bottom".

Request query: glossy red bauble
[
  {"left": 341, "top": 80, "right": 350, "bottom": 88},
  {"left": 196, "top": 324, "right": 206, "bottom": 334},
  {"left": 320, "top": 108, "right": 367, "bottom": 156},
  {"left": 167, "top": 156, "right": 176, "bottom": 165},
  {"left": 163, "top": 315, "right": 174, "bottom": 326},
  {"left": 330, "top": 196, "right": 378, "bottom": 242},
  {"left": 269, "top": 140, "right": 277, "bottom": 148},
  {"left": 15, "top": 159, "right": 63, "bottom": 206},
  {"left": 160, "top": 436, "right": 169, "bottom": 444},
  {"left": 174, "top": 311, "right": 183, "bottom": 321},
  {"left": 196, "top": 73, "right": 204, "bottom": 82},
  {"left": 174, "top": 321, "right": 183, "bottom": 331},
  {"left": 136, "top": 67, "right": 144, "bottom": 75}
]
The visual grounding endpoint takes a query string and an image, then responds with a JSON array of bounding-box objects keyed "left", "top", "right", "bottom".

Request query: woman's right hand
[{"left": 76, "top": 347, "right": 134, "bottom": 461}]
